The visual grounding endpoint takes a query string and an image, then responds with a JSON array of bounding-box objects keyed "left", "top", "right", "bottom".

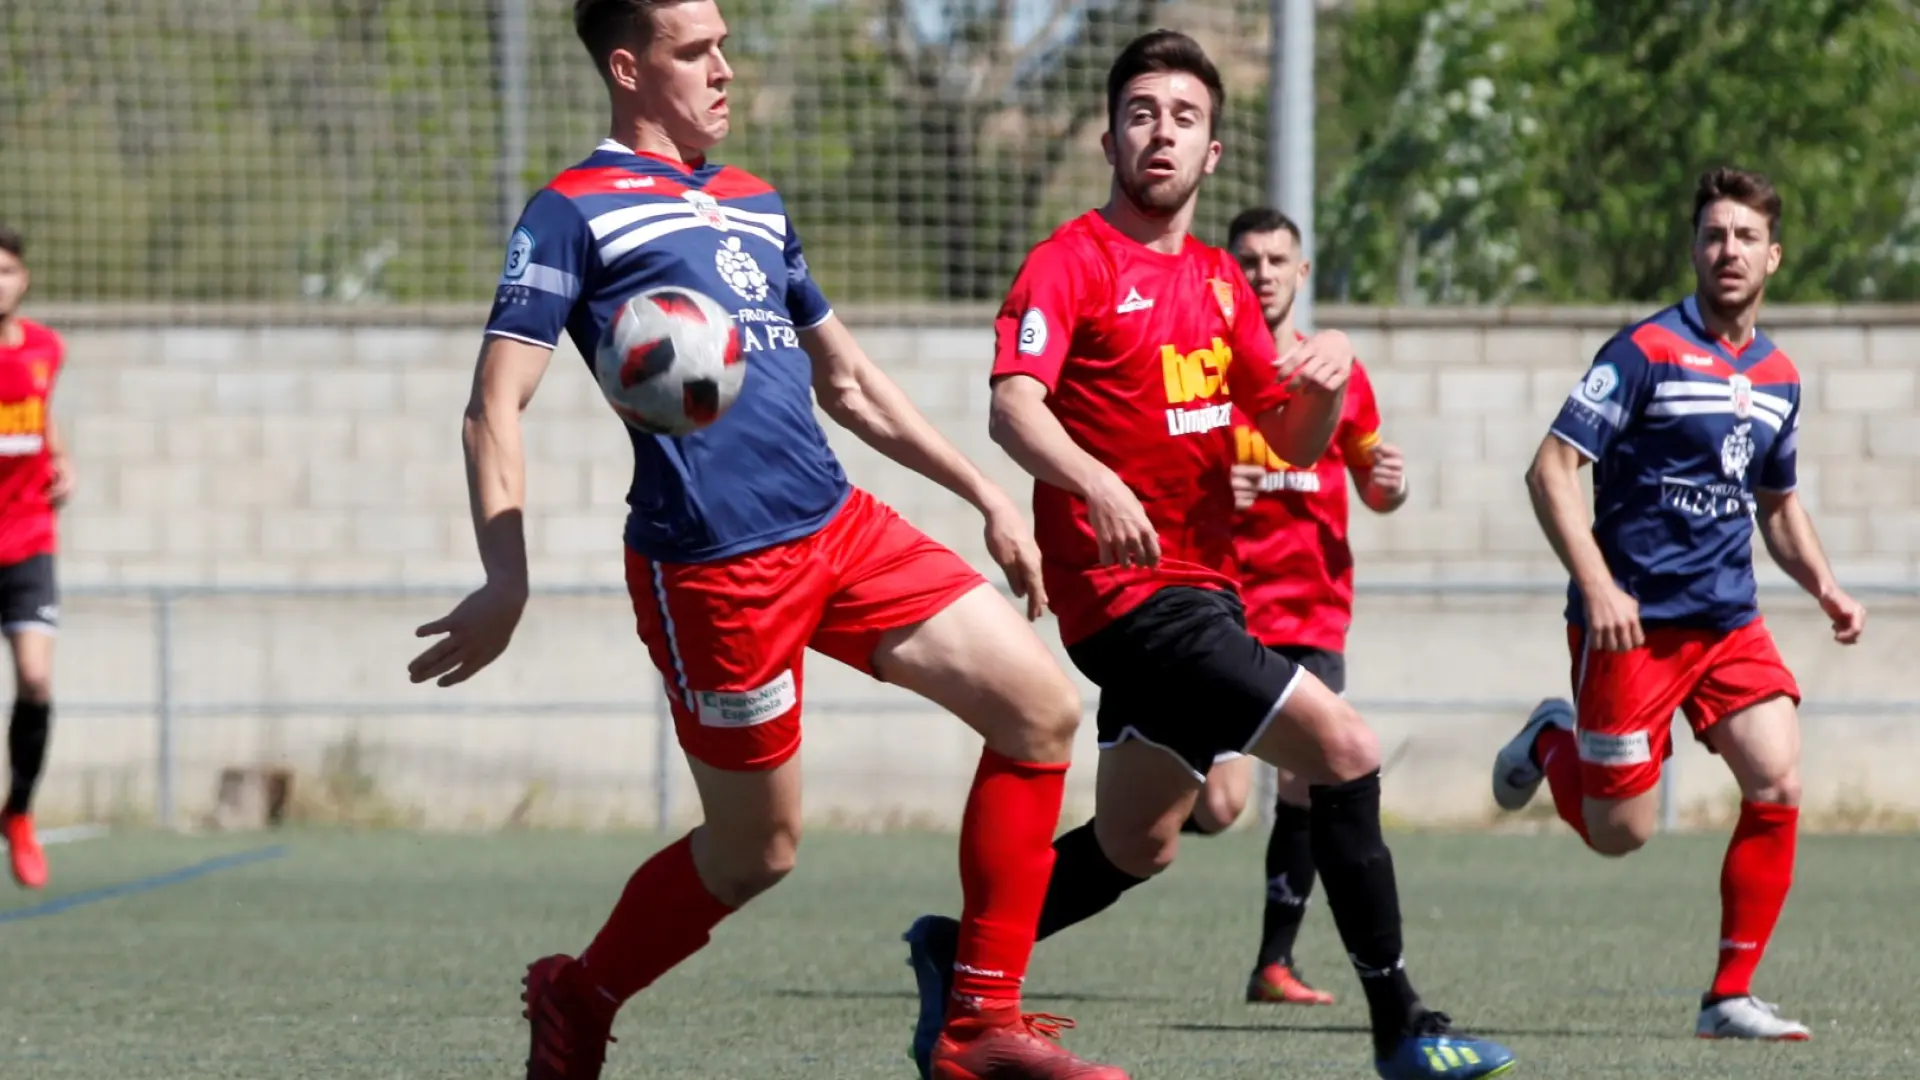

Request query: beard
[
  {"left": 1699, "top": 269, "right": 1763, "bottom": 318},
  {"left": 1118, "top": 166, "right": 1202, "bottom": 218}
]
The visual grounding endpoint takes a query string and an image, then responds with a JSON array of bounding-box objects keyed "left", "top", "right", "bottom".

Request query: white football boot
[
  {"left": 1696, "top": 995, "right": 1812, "bottom": 1041},
  {"left": 1491, "top": 698, "right": 1575, "bottom": 811}
]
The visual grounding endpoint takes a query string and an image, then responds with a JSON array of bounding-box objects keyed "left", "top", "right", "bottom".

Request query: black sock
[
  {"left": 1310, "top": 772, "right": 1423, "bottom": 1060},
  {"left": 1035, "top": 820, "right": 1148, "bottom": 940},
  {"left": 6, "top": 699, "right": 51, "bottom": 817},
  {"left": 1255, "top": 799, "right": 1316, "bottom": 969}
]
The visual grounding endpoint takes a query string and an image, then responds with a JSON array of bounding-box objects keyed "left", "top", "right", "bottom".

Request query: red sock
[
  {"left": 1711, "top": 800, "right": 1798, "bottom": 999},
  {"left": 573, "top": 833, "right": 735, "bottom": 1011},
  {"left": 1535, "top": 726, "right": 1592, "bottom": 845},
  {"left": 950, "top": 748, "right": 1068, "bottom": 1016}
]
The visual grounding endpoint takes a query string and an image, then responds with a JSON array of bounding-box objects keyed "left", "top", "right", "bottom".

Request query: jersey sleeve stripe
[
  {"left": 483, "top": 328, "right": 559, "bottom": 350},
  {"left": 1564, "top": 389, "right": 1627, "bottom": 430},
  {"left": 1547, "top": 425, "right": 1600, "bottom": 461},
  {"left": 508, "top": 263, "right": 581, "bottom": 300}
]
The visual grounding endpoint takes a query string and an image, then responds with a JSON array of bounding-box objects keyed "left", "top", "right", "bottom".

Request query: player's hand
[
  {"left": 1276, "top": 330, "right": 1354, "bottom": 395},
  {"left": 409, "top": 580, "right": 528, "bottom": 687},
  {"left": 1366, "top": 444, "right": 1405, "bottom": 496},
  {"left": 1818, "top": 587, "right": 1866, "bottom": 645},
  {"left": 44, "top": 454, "right": 74, "bottom": 509},
  {"left": 1230, "top": 464, "right": 1265, "bottom": 511},
  {"left": 1583, "top": 580, "right": 1644, "bottom": 653},
  {"left": 981, "top": 495, "right": 1049, "bottom": 621},
  {"left": 1085, "top": 468, "right": 1160, "bottom": 569}
]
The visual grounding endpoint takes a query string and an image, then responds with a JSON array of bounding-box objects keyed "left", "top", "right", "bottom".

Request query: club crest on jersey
[
  {"left": 1208, "top": 278, "right": 1235, "bottom": 323},
  {"left": 683, "top": 191, "right": 729, "bottom": 231},
  {"left": 29, "top": 361, "right": 49, "bottom": 391},
  {"left": 1721, "top": 421, "right": 1755, "bottom": 482},
  {"left": 1728, "top": 374, "right": 1753, "bottom": 419}
]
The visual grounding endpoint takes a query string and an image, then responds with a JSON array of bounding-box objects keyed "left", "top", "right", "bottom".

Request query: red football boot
[
  {"left": 1246, "top": 963, "right": 1335, "bottom": 1005},
  {"left": 521, "top": 954, "right": 616, "bottom": 1080},
  {"left": 931, "top": 1007, "right": 1130, "bottom": 1080},
  {"left": 4, "top": 812, "right": 47, "bottom": 889}
]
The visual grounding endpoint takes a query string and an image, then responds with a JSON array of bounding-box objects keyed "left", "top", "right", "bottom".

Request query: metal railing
[{"left": 51, "top": 580, "right": 1920, "bottom": 832}]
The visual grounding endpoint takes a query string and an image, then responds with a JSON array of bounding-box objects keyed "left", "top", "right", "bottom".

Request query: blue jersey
[
  {"left": 485, "top": 140, "right": 849, "bottom": 563},
  {"left": 1548, "top": 296, "right": 1801, "bottom": 630}
]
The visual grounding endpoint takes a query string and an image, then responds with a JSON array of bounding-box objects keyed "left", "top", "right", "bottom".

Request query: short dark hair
[
  {"left": 1106, "top": 30, "right": 1225, "bottom": 135},
  {"left": 1226, "top": 207, "right": 1301, "bottom": 251},
  {"left": 0, "top": 226, "right": 22, "bottom": 262},
  {"left": 1693, "top": 166, "right": 1782, "bottom": 239},
  {"left": 573, "top": 0, "right": 682, "bottom": 74}
]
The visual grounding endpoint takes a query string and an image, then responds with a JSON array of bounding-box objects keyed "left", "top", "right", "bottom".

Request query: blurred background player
[
  {"left": 0, "top": 225, "right": 73, "bottom": 891},
  {"left": 1180, "top": 206, "right": 1409, "bottom": 1008},
  {"left": 407, "top": 3, "right": 1124, "bottom": 1079},
  {"left": 905, "top": 31, "right": 1512, "bottom": 1080},
  {"left": 1495, "top": 166, "right": 1866, "bottom": 1040}
]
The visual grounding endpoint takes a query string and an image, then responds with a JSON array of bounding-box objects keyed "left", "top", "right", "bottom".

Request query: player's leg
[
  {"left": 1494, "top": 626, "right": 1688, "bottom": 856},
  {"left": 1691, "top": 621, "right": 1808, "bottom": 1041},
  {"left": 808, "top": 491, "right": 1123, "bottom": 1079},
  {"left": 521, "top": 544, "right": 824, "bottom": 1080},
  {"left": 1246, "top": 767, "right": 1331, "bottom": 1004},
  {"left": 1247, "top": 647, "right": 1339, "bottom": 1005},
  {"left": 1245, "top": 672, "right": 1512, "bottom": 1076},
  {"left": 2, "top": 555, "right": 56, "bottom": 890},
  {"left": 1184, "top": 754, "right": 1250, "bottom": 834}
]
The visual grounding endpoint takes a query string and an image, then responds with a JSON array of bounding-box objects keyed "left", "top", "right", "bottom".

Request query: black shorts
[
  {"left": 0, "top": 554, "right": 58, "bottom": 634},
  {"left": 1065, "top": 587, "right": 1305, "bottom": 780},
  {"left": 1267, "top": 644, "right": 1345, "bottom": 696}
]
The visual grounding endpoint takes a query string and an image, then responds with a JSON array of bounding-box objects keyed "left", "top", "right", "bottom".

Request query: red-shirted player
[
  {"left": 1174, "top": 207, "right": 1409, "bottom": 1008},
  {"left": 0, "top": 226, "right": 73, "bottom": 891},
  {"left": 903, "top": 33, "right": 1512, "bottom": 1080}
]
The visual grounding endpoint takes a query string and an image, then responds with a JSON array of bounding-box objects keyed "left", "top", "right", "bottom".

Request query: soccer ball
[{"left": 594, "top": 286, "right": 745, "bottom": 436}]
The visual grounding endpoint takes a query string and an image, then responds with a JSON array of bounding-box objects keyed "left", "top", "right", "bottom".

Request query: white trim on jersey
[
  {"left": 588, "top": 200, "right": 707, "bottom": 239},
  {"left": 1563, "top": 390, "right": 1627, "bottom": 431},
  {"left": 598, "top": 213, "right": 785, "bottom": 265},
  {"left": 1548, "top": 426, "right": 1600, "bottom": 462},
  {"left": 1644, "top": 397, "right": 1786, "bottom": 431},
  {"left": 482, "top": 328, "right": 559, "bottom": 350},
  {"left": 511, "top": 263, "right": 580, "bottom": 300}
]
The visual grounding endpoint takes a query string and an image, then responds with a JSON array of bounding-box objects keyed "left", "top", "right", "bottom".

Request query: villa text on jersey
[
  {"left": 1548, "top": 296, "right": 1800, "bottom": 630},
  {"left": 485, "top": 141, "right": 849, "bottom": 563}
]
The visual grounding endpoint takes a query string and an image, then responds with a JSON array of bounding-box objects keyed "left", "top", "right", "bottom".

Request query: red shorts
[
  {"left": 1567, "top": 618, "right": 1800, "bottom": 800},
  {"left": 625, "top": 487, "right": 987, "bottom": 771}
]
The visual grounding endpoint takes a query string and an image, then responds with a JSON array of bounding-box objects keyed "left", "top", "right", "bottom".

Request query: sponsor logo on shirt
[
  {"left": 1161, "top": 337, "right": 1237, "bottom": 438},
  {"left": 1234, "top": 425, "right": 1319, "bottom": 491},
  {"left": 1116, "top": 287, "right": 1154, "bottom": 314}
]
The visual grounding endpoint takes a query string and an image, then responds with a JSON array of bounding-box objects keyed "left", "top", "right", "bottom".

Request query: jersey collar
[
  {"left": 1679, "top": 294, "right": 1764, "bottom": 362},
  {"left": 597, "top": 137, "right": 708, "bottom": 173}
]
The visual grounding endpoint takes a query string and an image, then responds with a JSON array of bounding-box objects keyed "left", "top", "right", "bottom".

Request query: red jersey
[
  {"left": 992, "top": 211, "right": 1290, "bottom": 646},
  {"left": 1231, "top": 357, "right": 1382, "bottom": 652},
  {"left": 0, "top": 319, "right": 62, "bottom": 565}
]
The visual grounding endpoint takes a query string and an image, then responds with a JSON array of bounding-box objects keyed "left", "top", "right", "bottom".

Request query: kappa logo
[{"left": 1116, "top": 287, "right": 1155, "bottom": 314}]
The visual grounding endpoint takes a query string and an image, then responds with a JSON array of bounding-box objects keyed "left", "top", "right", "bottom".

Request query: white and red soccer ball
[{"left": 594, "top": 286, "right": 745, "bottom": 436}]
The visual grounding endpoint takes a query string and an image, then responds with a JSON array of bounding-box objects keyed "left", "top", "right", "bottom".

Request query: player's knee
[
  {"left": 1102, "top": 827, "right": 1179, "bottom": 879},
  {"left": 699, "top": 826, "right": 802, "bottom": 907},
  {"left": 1584, "top": 815, "right": 1653, "bottom": 857},
  {"left": 1744, "top": 765, "right": 1801, "bottom": 808},
  {"left": 1318, "top": 707, "right": 1381, "bottom": 783},
  {"left": 1009, "top": 674, "right": 1082, "bottom": 762},
  {"left": 13, "top": 674, "right": 50, "bottom": 705},
  {"left": 1191, "top": 785, "right": 1244, "bottom": 833}
]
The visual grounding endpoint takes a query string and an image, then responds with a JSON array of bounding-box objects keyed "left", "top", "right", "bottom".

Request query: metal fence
[{"left": 35, "top": 580, "right": 1920, "bottom": 834}]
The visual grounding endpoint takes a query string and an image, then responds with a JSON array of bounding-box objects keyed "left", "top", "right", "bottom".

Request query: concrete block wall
[{"left": 24, "top": 303, "right": 1920, "bottom": 828}]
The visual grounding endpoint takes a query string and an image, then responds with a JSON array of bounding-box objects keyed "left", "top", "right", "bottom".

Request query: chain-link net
[{"left": 1, "top": 0, "right": 1275, "bottom": 309}]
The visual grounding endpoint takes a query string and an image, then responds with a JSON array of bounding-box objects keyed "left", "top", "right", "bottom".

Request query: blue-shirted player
[
  {"left": 407, "top": 3, "right": 1128, "bottom": 1079},
  {"left": 1494, "top": 166, "right": 1866, "bottom": 1041}
]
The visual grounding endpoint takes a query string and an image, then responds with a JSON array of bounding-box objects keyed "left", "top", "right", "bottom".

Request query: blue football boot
[
  {"left": 903, "top": 914, "right": 959, "bottom": 1080},
  {"left": 1375, "top": 1010, "right": 1516, "bottom": 1079}
]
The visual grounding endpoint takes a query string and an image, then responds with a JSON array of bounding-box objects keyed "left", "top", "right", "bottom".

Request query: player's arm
[
  {"left": 44, "top": 415, "right": 73, "bottom": 508},
  {"left": 802, "top": 316, "right": 1011, "bottom": 517},
  {"left": 988, "top": 251, "right": 1159, "bottom": 569},
  {"left": 412, "top": 189, "right": 581, "bottom": 685},
  {"left": 1339, "top": 364, "right": 1406, "bottom": 514},
  {"left": 1526, "top": 340, "right": 1648, "bottom": 652},
  {"left": 799, "top": 317, "right": 1051, "bottom": 617},
  {"left": 1753, "top": 410, "right": 1864, "bottom": 644},
  {"left": 1224, "top": 272, "right": 1351, "bottom": 466},
  {"left": 988, "top": 374, "right": 1159, "bottom": 568}
]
